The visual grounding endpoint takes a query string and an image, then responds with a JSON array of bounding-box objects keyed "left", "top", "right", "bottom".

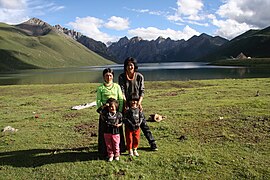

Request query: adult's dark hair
[
  {"left": 124, "top": 57, "right": 138, "bottom": 72},
  {"left": 103, "top": 68, "right": 114, "bottom": 77}
]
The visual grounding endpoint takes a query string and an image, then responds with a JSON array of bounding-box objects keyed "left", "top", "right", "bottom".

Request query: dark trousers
[{"left": 140, "top": 112, "right": 156, "bottom": 145}]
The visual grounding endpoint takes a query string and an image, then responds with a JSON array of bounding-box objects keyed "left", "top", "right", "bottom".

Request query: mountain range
[
  {"left": 55, "top": 19, "right": 270, "bottom": 63},
  {"left": 1, "top": 18, "right": 270, "bottom": 71}
]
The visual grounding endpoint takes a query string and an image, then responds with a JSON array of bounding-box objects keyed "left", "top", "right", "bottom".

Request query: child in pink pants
[{"left": 97, "top": 98, "right": 123, "bottom": 161}]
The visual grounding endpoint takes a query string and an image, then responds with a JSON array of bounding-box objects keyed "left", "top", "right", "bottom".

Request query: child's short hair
[
  {"left": 106, "top": 98, "right": 119, "bottom": 110},
  {"left": 130, "top": 94, "right": 139, "bottom": 102}
]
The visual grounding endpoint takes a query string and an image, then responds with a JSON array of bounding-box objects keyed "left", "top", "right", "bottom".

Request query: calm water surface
[{"left": 0, "top": 62, "right": 269, "bottom": 85}]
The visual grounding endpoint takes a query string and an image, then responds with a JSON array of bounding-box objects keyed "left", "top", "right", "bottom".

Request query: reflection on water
[{"left": 0, "top": 62, "right": 269, "bottom": 85}]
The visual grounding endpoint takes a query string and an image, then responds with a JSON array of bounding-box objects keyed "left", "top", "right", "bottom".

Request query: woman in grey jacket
[{"left": 118, "top": 57, "right": 158, "bottom": 151}]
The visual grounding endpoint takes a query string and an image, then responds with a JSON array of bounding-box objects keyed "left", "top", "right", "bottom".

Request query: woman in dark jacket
[{"left": 118, "top": 57, "right": 158, "bottom": 151}]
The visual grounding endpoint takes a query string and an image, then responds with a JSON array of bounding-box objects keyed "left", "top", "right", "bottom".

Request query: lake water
[{"left": 0, "top": 62, "right": 269, "bottom": 85}]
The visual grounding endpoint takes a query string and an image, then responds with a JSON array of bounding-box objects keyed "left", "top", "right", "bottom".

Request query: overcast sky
[{"left": 0, "top": 0, "right": 269, "bottom": 44}]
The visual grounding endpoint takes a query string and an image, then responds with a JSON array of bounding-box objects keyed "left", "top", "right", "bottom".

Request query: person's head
[
  {"left": 129, "top": 97, "right": 139, "bottom": 109},
  {"left": 103, "top": 68, "right": 114, "bottom": 84},
  {"left": 124, "top": 57, "right": 138, "bottom": 73},
  {"left": 106, "top": 98, "right": 119, "bottom": 113}
]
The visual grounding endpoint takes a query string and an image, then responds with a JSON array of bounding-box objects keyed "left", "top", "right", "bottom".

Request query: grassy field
[{"left": 0, "top": 78, "right": 269, "bottom": 179}]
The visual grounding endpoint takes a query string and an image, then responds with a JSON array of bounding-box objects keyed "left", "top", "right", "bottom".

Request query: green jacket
[{"left": 96, "top": 83, "right": 124, "bottom": 112}]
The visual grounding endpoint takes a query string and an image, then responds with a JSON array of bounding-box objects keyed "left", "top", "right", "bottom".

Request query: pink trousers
[{"left": 104, "top": 133, "right": 120, "bottom": 158}]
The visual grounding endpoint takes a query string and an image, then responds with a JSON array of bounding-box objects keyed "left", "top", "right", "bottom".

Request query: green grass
[
  {"left": 0, "top": 23, "right": 114, "bottom": 71},
  {"left": 0, "top": 78, "right": 270, "bottom": 179}
]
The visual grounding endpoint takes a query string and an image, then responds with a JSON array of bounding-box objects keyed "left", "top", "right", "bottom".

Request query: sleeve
[
  {"left": 96, "top": 85, "right": 103, "bottom": 109},
  {"left": 117, "top": 84, "right": 124, "bottom": 112},
  {"left": 96, "top": 106, "right": 103, "bottom": 114},
  {"left": 139, "top": 111, "right": 144, "bottom": 124},
  {"left": 139, "top": 73, "right": 145, "bottom": 97},
  {"left": 118, "top": 112, "right": 123, "bottom": 124},
  {"left": 118, "top": 73, "right": 126, "bottom": 95},
  {"left": 123, "top": 111, "right": 134, "bottom": 129}
]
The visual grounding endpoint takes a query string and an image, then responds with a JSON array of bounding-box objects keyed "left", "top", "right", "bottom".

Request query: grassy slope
[
  {"left": 203, "top": 27, "right": 270, "bottom": 61},
  {"left": 0, "top": 78, "right": 269, "bottom": 179},
  {"left": 0, "top": 23, "right": 114, "bottom": 71}
]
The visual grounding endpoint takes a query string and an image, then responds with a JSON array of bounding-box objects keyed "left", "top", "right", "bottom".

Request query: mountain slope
[
  {"left": 203, "top": 26, "right": 270, "bottom": 60},
  {"left": 0, "top": 19, "right": 114, "bottom": 71}
]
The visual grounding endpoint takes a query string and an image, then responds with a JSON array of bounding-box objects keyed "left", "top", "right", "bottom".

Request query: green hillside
[
  {"left": 0, "top": 22, "right": 114, "bottom": 72},
  {"left": 203, "top": 26, "right": 270, "bottom": 61}
]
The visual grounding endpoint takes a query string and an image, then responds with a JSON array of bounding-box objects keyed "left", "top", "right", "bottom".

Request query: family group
[{"left": 96, "top": 57, "right": 158, "bottom": 162}]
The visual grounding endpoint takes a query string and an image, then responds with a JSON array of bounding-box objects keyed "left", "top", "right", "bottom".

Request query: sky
[{"left": 0, "top": 0, "right": 270, "bottom": 44}]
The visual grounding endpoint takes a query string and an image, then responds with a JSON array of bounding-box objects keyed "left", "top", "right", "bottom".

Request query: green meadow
[{"left": 0, "top": 78, "right": 269, "bottom": 179}]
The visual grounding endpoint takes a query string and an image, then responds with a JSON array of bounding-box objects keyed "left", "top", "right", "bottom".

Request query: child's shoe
[
  {"left": 115, "top": 156, "right": 120, "bottom": 161},
  {"left": 133, "top": 149, "right": 139, "bottom": 157},
  {"left": 129, "top": 149, "right": 134, "bottom": 156},
  {"left": 108, "top": 156, "right": 114, "bottom": 162}
]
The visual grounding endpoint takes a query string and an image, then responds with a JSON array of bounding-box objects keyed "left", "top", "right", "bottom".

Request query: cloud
[
  {"left": 167, "top": 0, "right": 206, "bottom": 26},
  {"left": 0, "top": 0, "right": 64, "bottom": 24},
  {"left": 68, "top": 16, "right": 119, "bottom": 43},
  {"left": 126, "top": 7, "right": 165, "bottom": 16},
  {"left": 209, "top": 0, "right": 269, "bottom": 39},
  {"left": 211, "top": 17, "right": 256, "bottom": 40},
  {"left": 217, "top": 0, "right": 270, "bottom": 28},
  {"left": 0, "top": 0, "right": 26, "bottom": 9},
  {"left": 104, "top": 16, "right": 129, "bottom": 30},
  {"left": 176, "top": 0, "right": 204, "bottom": 20},
  {"left": 128, "top": 25, "right": 200, "bottom": 41},
  {"left": 0, "top": 0, "right": 28, "bottom": 24}
]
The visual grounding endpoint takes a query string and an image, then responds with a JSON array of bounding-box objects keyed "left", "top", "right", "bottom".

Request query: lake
[{"left": 0, "top": 62, "right": 270, "bottom": 85}]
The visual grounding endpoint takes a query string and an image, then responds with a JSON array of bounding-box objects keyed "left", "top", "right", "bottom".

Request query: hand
[
  {"left": 138, "top": 103, "right": 143, "bottom": 112},
  {"left": 115, "top": 123, "right": 122, "bottom": 127}
]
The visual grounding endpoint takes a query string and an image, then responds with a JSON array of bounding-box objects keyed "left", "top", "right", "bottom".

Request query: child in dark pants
[
  {"left": 97, "top": 98, "right": 123, "bottom": 161},
  {"left": 124, "top": 98, "right": 143, "bottom": 156}
]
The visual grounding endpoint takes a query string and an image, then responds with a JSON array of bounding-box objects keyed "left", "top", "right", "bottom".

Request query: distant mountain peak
[
  {"left": 16, "top": 17, "right": 53, "bottom": 36},
  {"left": 130, "top": 36, "right": 143, "bottom": 43},
  {"left": 24, "top": 17, "right": 50, "bottom": 27},
  {"left": 156, "top": 36, "right": 165, "bottom": 43}
]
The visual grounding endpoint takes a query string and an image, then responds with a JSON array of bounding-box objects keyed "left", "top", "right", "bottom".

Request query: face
[
  {"left": 127, "top": 62, "right": 135, "bottom": 73},
  {"left": 108, "top": 103, "right": 117, "bottom": 113},
  {"left": 130, "top": 100, "right": 138, "bottom": 108},
  {"left": 104, "top": 72, "right": 113, "bottom": 83}
]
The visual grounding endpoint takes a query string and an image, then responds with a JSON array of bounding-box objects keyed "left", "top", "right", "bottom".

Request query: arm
[
  {"left": 96, "top": 103, "right": 109, "bottom": 114},
  {"left": 115, "top": 113, "right": 123, "bottom": 127},
  {"left": 138, "top": 96, "right": 143, "bottom": 111},
  {"left": 96, "top": 85, "right": 103, "bottom": 109},
  {"left": 138, "top": 73, "right": 145, "bottom": 110},
  {"left": 117, "top": 84, "right": 124, "bottom": 112},
  {"left": 118, "top": 73, "right": 126, "bottom": 101}
]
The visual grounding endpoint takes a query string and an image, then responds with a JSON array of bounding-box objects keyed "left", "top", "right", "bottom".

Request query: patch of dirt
[
  {"left": 74, "top": 123, "right": 98, "bottom": 138},
  {"left": 114, "top": 169, "right": 126, "bottom": 177},
  {"left": 182, "top": 116, "right": 270, "bottom": 144},
  {"left": 63, "top": 112, "right": 81, "bottom": 120},
  {"left": 219, "top": 106, "right": 242, "bottom": 115},
  {"left": 162, "top": 89, "right": 186, "bottom": 97}
]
